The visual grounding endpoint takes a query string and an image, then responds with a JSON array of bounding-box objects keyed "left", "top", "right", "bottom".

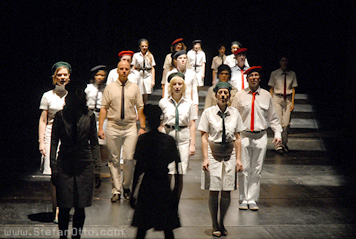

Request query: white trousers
[
  {"left": 239, "top": 131, "right": 267, "bottom": 203},
  {"left": 273, "top": 94, "right": 292, "bottom": 146},
  {"left": 106, "top": 124, "right": 137, "bottom": 195}
]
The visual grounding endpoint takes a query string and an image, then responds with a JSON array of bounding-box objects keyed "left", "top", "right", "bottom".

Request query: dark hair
[
  {"left": 217, "top": 64, "right": 232, "bottom": 80},
  {"left": 63, "top": 80, "right": 89, "bottom": 143},
  {"left": 144, "top": 104, "right": 162, "bottom": 130},
  {"left": 89, "top": 65, "right": 107, "bottom": 85}
]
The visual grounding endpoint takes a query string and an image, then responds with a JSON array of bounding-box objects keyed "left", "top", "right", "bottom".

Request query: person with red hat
[
  {"left": 230, "top": 48, "right": 249, "bottom": 91},
  {"left": 232, "top": 66, "right": 282, "bottom": 211},
  {"left": 161, "top": 38, "right": 192, "bottom": 97},
  {"left": 268, "top": 56, "right": 298, "bottom": 154},
  {"left": 106, "top": 50, "right": 139, "bottom": 86},
  {"left": 224, "top": 41, "right": 250, "bottom": 68},
  {"left": 187, "top": 40, "right": 206, "bottom": 87}
]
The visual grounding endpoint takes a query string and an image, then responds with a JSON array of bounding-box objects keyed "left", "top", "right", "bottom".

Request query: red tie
[
  {"left": 241, "top": 70, "right": 244, "bottom": 89},
  {"left": 250, "top": 92, "right": 257, "bottom": 131},
  {"left": 283, "top": 72, "right": 287, "bottom": 100}
]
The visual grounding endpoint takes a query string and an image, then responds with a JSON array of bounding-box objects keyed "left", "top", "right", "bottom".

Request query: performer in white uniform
[
  {"left": 164, "top": 50, "right": 199, "bottom": 113},
  {"left": 204, "top": 64, "right": 238, "bottom": 110},
  {"left": 85, "top": 65, "right": 108, "bottom": 188},
  {"left": 38, "top": 61, "right": 71, "bottom": 223},
  {"left": 132, "top": 39, "right": 156, "bottom": 104},
  {"left": 187, "top": 40, "right": 206, "bottom": 87},
  {"left": 199, "top": 82, "right": 244, "bottom": 237},
  {"left": 232, "top": 66, "right": 282, "bottom": 211},
  {"left": 224, "top": 41, "right": 250, "bottom": 68},
  {"left": 159, "top": 72, "right": 197, "bottom": 201},
  {"left": 230, "top": 48, "right": 249, "bottom": 91},
  {"left": 161, "top": 38, "right": 191, "bottom": 97},
  {"left": 268, "top": 56, "right": 298, "bottom": 153},
  {"left": 211, "top": 43, "right": 227, "bottom": 85},
  {"left": 107, "top": 50, "right": 139, "bottom": 86}
]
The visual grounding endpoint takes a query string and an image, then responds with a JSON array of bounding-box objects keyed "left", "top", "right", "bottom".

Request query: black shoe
[
  {"left": 111, "top": 194, "right": 121, "bottom": 202},
  {"left": 123, "top": 189, "right": 131, "bottom": 200},
  {"left": 283, "top": 145, "right": 289, "bottom": 153}
]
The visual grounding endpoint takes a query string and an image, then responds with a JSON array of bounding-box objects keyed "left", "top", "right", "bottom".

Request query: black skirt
[
  {"left": 56, "top": 161, "right": 94, "bottom": 208},
  {"left": 131, "top": 175, "right": 180, "bottom": 231}
]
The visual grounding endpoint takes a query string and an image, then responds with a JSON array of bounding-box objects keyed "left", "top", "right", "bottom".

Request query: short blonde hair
[
  {"left": 168, "top": 77, "right": 186, "bottom": 97},
  {"left": 52, "top": 67, "right": 70, "bottom": 85}
]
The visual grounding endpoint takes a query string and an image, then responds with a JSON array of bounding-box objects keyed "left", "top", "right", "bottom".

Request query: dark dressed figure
[
  {"left": 130, "top": 104, "right": 181, "bottom": 239},
  {"left": 50, "top": 80, "right": 101, "bottom": 239}
]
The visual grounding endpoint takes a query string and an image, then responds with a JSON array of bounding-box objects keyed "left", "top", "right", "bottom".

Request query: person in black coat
[
  {"left": 130, "top": 104, "right": 181, "bottom": 239},
  {"left": 50, "top": 80, "right": 101, "bottom": 239}
]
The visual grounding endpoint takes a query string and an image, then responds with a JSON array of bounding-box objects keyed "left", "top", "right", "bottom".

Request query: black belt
[
  {"left": 274, "top": 93, "right": 292, "bottom": 97},
  {"left": 165, "top": 125, "right": 187, "bottom": 130},
  {"left": 137, "top": 67, "right": 152, "bottom": 71},
  {"left": 94, "top": 109, "right": 100, "bottom": 112},
  {"left": 245, "top": 130, "right": 266, "bottom": 134}
]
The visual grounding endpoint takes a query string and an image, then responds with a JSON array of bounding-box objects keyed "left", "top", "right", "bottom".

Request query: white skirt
[
  {"left": 138, "top": 72, "right": 153, "bottom": 94},
  {"left": 201, "top": 144, "right": 237, "bottom": 191}
]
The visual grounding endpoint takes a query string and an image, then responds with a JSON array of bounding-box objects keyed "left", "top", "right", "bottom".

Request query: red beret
[
  {"left": 118, "top": 50, "right": 134, "bottom": 58},
  {"left": 244, "top": 66, "right": 263, "bottom": 76},
  {"left": 171, "top": 38, "right": 183, "bottom": 46},
  {"left": 233, "top": 48, "right": 247, "bottom": 56}
]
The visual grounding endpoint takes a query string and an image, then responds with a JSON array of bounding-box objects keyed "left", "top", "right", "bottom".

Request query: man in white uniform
[
  {"left": 164, "top": 50, "right": 199, "bottom": 112},
  {"left": 98, "top": 61, "right": 146, "bottom": 202},
  {"left": 232, "top": 66, "right": 282, "bottom": 211},
  {"left": 107, "top": 50, "right": 139, "bottom": 85},
  {"left": 230, "top": 48, "right": 249, "bottom": 91},
  {"left": 268, "top": 56, "right": 298, "bottom": 153},
  {"left": 211, "top": 43, "right": 227, "bottom": 85}
]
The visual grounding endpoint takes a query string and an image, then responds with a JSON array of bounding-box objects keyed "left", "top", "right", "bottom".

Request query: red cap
[
  {"left": 118, "top": 50, "right": 134, "bottom": 58},
  {"left": 171, "top": 38, "right": 183, "bottom": 45},
  {"left": 244, "top": 66, "right": 263, "bottom": 76},
  {"left": 233, "top": 48, "right": 247, "bottom": 56}
]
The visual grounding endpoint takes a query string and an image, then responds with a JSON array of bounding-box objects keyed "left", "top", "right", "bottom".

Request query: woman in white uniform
[
  {"left": 38, "top": 61, "right": 71, "bottom": 223},
  {"left": 161, "top": 38, "right": 190, "bottom": 97},
  {"left": 159, "top": 72, "right": 197, "bottom": 199},
  {"left": 187, "top": 40, "right": 206, "bottom": 87},
  {"left": 132, "top": 38, "right": 156, "bottom": 104},
  {"left": 85, "top": 65, "right": 108, "bottom": 188},
  {"left": 198, "top": 82, "right": 245, "bottom": 237}
]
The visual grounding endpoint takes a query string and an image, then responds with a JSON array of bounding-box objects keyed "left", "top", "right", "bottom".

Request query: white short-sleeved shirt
[
  {"left": 224, "top": 54, "right": 250, "bottom": 68},
  {"left": 85, "top": 84, "right": 104, "bottom": 110},
  {"left": 268, "top": 68, "right": 298, "bottom": 95},
  {"left": 131, "top": 52, "right": 156, "bottom": 71},
  {"left": 159, "top": 97, "right": 198, "bottom": 127},
  {"left": 106, "top": 68, "right": 139, "bottom": 85},
  {"left": 230, "top": 65, "right": 249, "bottom": 91},
  {"left": 164, "top": 68, "right": 199, "bottom": 105},
  {"left": 39, "top": 90, "right": 67, "bottom": 124},
  {"left": 187, "top": 50, "right": 206, "bottom": 71},
  {"left": 198, "top": 105, "right": 245, "bottom": 143},
  {"left": 232, "top": 87, "right": 282, "bottom": 139},
  {"left": 211, "top": 55, "right": 226, "bottom": 71}
]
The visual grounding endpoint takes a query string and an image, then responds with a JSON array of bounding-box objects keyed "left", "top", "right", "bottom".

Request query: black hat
[
  {"left": 167, "top": 72, "right": 185, "bottom": 83},
  {"left": 172, "top": 50, "right": 187, "bottom": 59},
  {"left": 192, "top": 39, "right": 202, "bottom": 44}
]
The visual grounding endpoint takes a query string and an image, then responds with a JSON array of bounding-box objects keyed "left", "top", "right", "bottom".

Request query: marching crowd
[{"left": 38, "top": 38, "right": 298, "bottom": 239}]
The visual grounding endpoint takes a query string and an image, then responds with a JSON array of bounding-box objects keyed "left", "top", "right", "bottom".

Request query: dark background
[{"left": 1, "top": 0, "right": 355, "bottom": 190}]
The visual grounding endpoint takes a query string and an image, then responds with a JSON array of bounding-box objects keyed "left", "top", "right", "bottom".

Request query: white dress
[
  {"left": 198, "top": 105, "right": 245, "bottom": 191},
  {"left": 39, "top": 89, "right": 66, "bottom": 174},
  {"left": 132, "top": 52, "right": 156, "bottom": 94}
]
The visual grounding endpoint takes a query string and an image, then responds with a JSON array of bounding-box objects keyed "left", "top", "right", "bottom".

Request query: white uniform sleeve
[
  {"left": 39, "top": 93, "right": 49, "bottom": 110},
  {"left": 266, "top": 97, "right": 282, "bottom": 138},
  {"left": 198, "top": 110, "right": 210, "bottom": 133},
  {"left": 192, "top": 73, "right": 199, "bottom": 105}
]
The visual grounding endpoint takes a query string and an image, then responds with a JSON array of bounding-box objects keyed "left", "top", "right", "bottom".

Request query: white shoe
[
  {"left": 239, "top": 200, "right": 248, "bottom": 210},
  {"left": 248, "top": 201, "right": 259, "bottom": 211}
]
